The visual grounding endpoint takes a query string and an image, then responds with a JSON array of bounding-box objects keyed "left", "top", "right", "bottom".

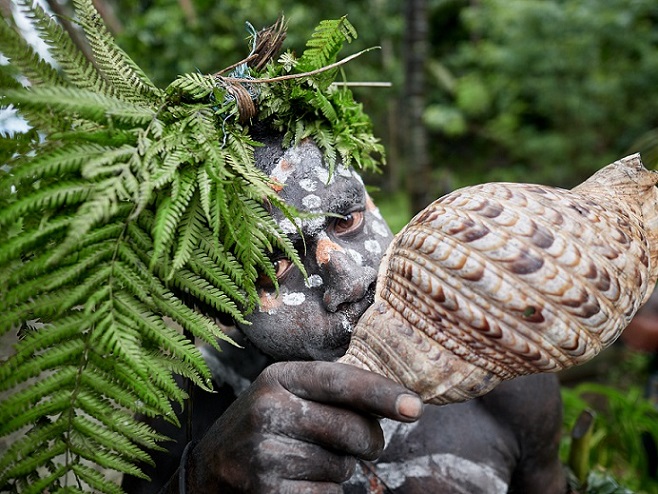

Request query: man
[{"left": 122, "top": 135, "right": 566, "bottom": 493}]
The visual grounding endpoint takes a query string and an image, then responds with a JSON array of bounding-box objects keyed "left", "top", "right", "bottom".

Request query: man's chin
[{"left": 309, "top": 337, "right": 351, "bottom": 362}]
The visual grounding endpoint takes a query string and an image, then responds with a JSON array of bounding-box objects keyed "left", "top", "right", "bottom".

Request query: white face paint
[
  {"left": 282, "top": 292, "right": 305, "bottom": 306},
  {"left": 302, "top": 194, "right": 322, "bottom": 210},
  {"left": 340, "top": 313, "right": 354, "bottom": 333},
  {"left": 314, "top": 165, "right": 333, "bottom": 185},
  {"left": 344, "top": 453, "right": 508, "bottom": 493},
  {"left": 337, "top": 164, "right": 353, "bottom": 178},
  {"left": 371, "top": 208, "right": 384, "bottom": 221},
  {"left": 364, "top": 239, "right": 382, "bottom": 255},
  {"left": 270, "top": 161, "right": 295, "bottom": 186},
  {"left": 278, "top": 217, "right": 299, "bottom": 235},
  {"left": 352, "top": 170, "right": 365, "bottom": 185},
  {"left": 372, "top": 220, "right": 389, "bottom": 237},
  {"left": 305, "top": 274, "right": 324, "bottom": 288},
  {"left": 299, "top": 178, "right": 317, "bottom": 192},
  {"left": 243, "top": 138, "right": 395, "bottom": 362},
  {"left": 347, "top": 248, "right": 364, "bottom": 265}
]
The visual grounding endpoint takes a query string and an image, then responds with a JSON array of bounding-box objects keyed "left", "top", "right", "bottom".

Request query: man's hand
[{"left": 177, "top": 361, "right": 423, "bottom": 494}]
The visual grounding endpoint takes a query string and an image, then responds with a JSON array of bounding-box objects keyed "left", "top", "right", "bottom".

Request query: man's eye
[
  {"left": 334, "top": 211, "right": 364, "bottom": 235},
  {"left": 257, "top": 258, "right": 293, "bottom": 288},
  {"left": 273, "top": 258, "right": 292, "bottom": 279}
]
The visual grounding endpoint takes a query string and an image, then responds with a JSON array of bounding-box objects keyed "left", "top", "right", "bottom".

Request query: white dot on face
[
  {"left": 337, "top": 164, "right": 352, "bottom": 178},
  {"left": 305, "top": 274, "right": 324, "bottom": 288},
  {"left": 365, "top": 239, "right": 382, "bottom": 255},
  {"left": 348, "top": 249, "right": 363, "bottom": 265},
  {"left": 282, "top": 292, "right": 306, "bottom": 306},
  {"left": 371, "top": 207, "right": 384, "bottom": 221},
  {"left": 315, "top": 166, "right": 333, "bottom": 185},
  {"left": 299, "top": 178, "right": 317, "bottom": 192},
  {"left": 302, "top": 194, "right": 322, "bottom": 210},
  {"left": 271, "top": 161, "right": 295, "bottom": 185},
  {"left": 304, "top": 216, "right": 325, "bottom": 236},
  {"left": 278, "top": 217, "right": 298, "bottom": 235},
  {"left": 341, "top": 314, "right": 354, "bottom": 333},
  {"left": 372, "top": 221, "right": 389, "bottom": 237}
]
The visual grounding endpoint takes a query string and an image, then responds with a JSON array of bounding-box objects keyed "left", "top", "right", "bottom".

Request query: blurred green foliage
[
  {"left": 22, "top": 0, "right": 658, "bottom": 207},
  {"left": 562, "top": 381, "right": 658, "bottom": 493},
  {"left": 6, "top": 0, "right": 658, "bottom": 489},
  {"left": 427, "top": 0, "right": 658, "bottom": 188},
  {"left": 560, "top": 349, "right": 658, "bottom": 493}
]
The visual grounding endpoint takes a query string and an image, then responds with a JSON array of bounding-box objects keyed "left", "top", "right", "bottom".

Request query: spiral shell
[{"left": 339, "top": 154, "right": 658, "bottom": 405}]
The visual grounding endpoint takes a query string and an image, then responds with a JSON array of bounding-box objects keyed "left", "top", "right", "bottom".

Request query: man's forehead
[
  {"left": 269, "top": 142, "right": 364, "bottom": 202},
  {"left": 269, "top": 139, "right": 359, "bottom": 188}
]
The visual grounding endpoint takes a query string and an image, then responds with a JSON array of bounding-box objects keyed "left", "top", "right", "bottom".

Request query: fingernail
[{"left": 397, "top": 394, "right": 422, "bottom": 419}]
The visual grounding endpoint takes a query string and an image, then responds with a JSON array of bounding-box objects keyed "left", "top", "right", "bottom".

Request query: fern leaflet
[{"left": 0, "top": 6, "right": 384, "bottom": 492}]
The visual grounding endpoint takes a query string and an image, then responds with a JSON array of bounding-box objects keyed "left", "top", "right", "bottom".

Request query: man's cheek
[
  {"left": 257, "top": 290, "right": 283, "bottom": 314},
  {"left": 363, "top": 238, "right": 383, "bottom": 258}
]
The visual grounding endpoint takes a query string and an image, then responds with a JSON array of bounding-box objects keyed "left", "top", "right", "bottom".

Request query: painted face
[{"left": 239, "top": 138, "right": 394, "bottom": 361}]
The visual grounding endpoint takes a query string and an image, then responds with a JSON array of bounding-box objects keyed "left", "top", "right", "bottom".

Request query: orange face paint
[{"left": 315, "top": 237, "right": 345, "bottom": 266}]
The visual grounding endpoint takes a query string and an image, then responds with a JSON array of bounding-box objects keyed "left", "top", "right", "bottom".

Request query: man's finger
[
  {"left": 266, "top": 361, "right": 423, "bottom": 422},
  {"left": 260, "top": 436, "right": 356, "bottom": 481},
  {"left": 257, "top": 395, "right": 384, "bottom": 459}
]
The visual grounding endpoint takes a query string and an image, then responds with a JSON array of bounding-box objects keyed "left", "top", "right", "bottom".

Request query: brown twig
[
  {"left": 177, "top": 0, "right": 198, "bottom": 27},
  {"left": 247, "top": 16, "right": 287, "bottom": 72},
  {"left": 218, "top": 47, "right": 379, "bottom": 85},
  {"left": 214, "top": 53, "right": 261, "bottom": 77},
  {"left": 44, "top": 0, "right": 96, "bottom": 66},
  {"left": 331, "top": 82, "right": 392, "bottom": 87}
]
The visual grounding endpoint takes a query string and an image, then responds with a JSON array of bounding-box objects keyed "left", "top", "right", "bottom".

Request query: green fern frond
[
  {"left": 1, "top": 7, "right": 385, "bottom": 492},
  {"left": 165, "top": 72, "right": 219, "bottom": 101},
  {"left": 0, "top": 421, "right": 67, "bottom": 473},
  {"left": 0, "top": 370, "right": 79, "bottom": 433},
  {"left": 0, "top": 314, "right": 83, "bottom": 365},
  {"left": 310, "top": 125, "right": 338, "bottom": 168},
  {"left": 0, "top": 216, "right": 70, "bottom": 266},
  {"left": 0, "top": 12, "right": 62, "bottom": 87},
  {"left": 152, "top": 290, "right": 238, "bottom": 346},
  {"left": 296, "top": 16, "right": 357, "bottom": 74},
  {"left": 151, "top": 167, "right": 197, "bottom": 270},
  {"left": 14, "top": 0, "right": 108, "bottom": 95},
  {"left": 0, "top": 181, "right": 90, "bottom": 229},
  {"left": 171, "top": 191, "right": 205, "bottom": 272},
  {"left": 72, "top": 0, "right": 161, "bottom": 103},
  {"left": 4, "top": 86, "right": 156, "bottom": 127},
  {"left": 188, "top": 252, "right": 248, "bottom": 308},
  {"left": 73, "top": 415, "right": 153, "bottom": 464},
  {"left": 68, "top": 444, "right": 144, "bottom": 480},
  {"left": 7, "top": 143, "right": 114, "bottom": 182},
  {"left": 0, "top": 440, "right": 67, "bottom": 484},
  {"left": 69, "top": 463, "right": 125, "bottom": 494}
]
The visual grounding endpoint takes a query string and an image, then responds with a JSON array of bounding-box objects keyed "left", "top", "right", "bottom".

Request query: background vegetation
[
  {"left": 4, "top": 0, "right": 658, "bottom": 221},
  {"left": 3, "top": 0, "right": 658, "bottom": 492}
]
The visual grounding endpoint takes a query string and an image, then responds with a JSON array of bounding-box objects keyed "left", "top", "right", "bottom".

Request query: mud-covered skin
[
  {"left": 345, "top": 373, "right": 565, "bottom": 493},
  {"left": 242, "top": 138, "right": 393, "bottom": 361},
  {"left": 122, "top": 138, "right": 567, "bottom": 494}
]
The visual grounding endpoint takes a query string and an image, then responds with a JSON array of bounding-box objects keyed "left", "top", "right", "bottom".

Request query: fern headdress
[{"left": 0, "top": 3, "right": 384, "bottom": 492}]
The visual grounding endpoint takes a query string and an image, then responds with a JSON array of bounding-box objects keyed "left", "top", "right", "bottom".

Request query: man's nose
[{"left": 319, "top": 248, "right": 377, "bottom": 312}]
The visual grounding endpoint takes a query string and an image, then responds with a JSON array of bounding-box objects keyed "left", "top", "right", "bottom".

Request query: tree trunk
[{"left": 403, "top": 0, "right": 431, "bottom": 214}]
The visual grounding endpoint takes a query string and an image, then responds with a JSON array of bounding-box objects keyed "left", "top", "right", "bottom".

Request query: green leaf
[{"left": 0, "top": 8, "right": 382, "bottom": 491}]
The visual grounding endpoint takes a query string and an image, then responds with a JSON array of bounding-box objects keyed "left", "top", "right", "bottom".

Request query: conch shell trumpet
[{"left": 339, "top": 154, "right": 658, "bottom": 405}]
